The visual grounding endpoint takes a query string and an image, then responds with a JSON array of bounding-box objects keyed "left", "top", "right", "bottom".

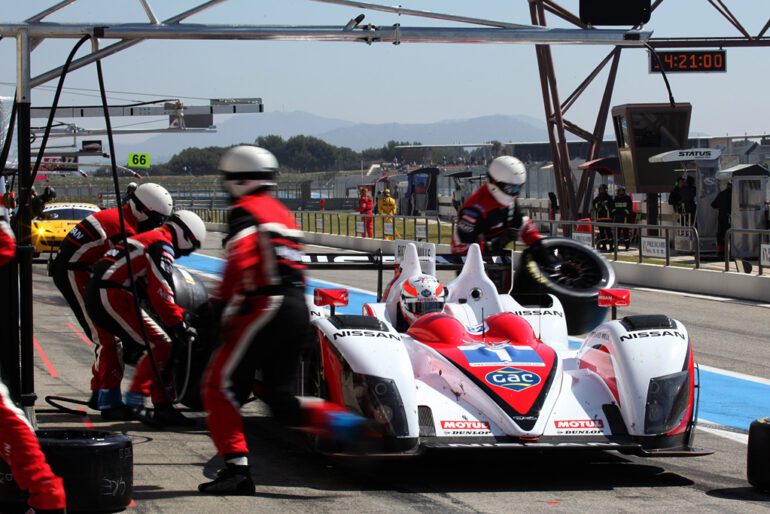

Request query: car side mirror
[
  {"left": 598, "top": 288, "right": 631, "bottom": 320},
  {"left": 314, "top": 288, "right": 349, "bottom": 316}
]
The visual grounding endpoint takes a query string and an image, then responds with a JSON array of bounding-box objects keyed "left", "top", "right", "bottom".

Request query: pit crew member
[
  {"left": 0, "top": 223, "right": 67, "bottom": 513},
  {"left": 200, "top": 145, "right": 366, "bottom": 496},
  {"left": 85, "top": 210, "right": 205, "bottom": 427},
  {"left": 451, "top": 156, "right": 549, "bottom": 287},
  {"left": 52, "top": 183, "right": 173, "bottom": 412}
]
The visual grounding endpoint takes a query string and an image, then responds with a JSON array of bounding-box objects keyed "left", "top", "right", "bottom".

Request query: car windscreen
[{"left": 37, "top": 208, "right": 95, "bottom": 221}]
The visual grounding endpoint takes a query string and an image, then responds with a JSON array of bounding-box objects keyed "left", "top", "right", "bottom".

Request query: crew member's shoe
[
  {"left": 128, "top": 405, "right": 164, "bottom": 429},
  {"left": 198, "top": 464, "right": 255, "bottom": 496},
  {"left": 153, "top": 403, "right": 196, "bottom": 427},
  {"left": 100, "top": 405, "right": 134, "bottom": 422},
  {"left": 87, "top": 391, "right": 99, "bottom": 410},
  {"left": 300, "top": 398, "right": 370, "bottom": 444}
]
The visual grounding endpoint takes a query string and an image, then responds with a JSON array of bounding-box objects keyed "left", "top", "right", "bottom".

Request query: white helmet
[
  {"left": 399, "top": 274, "right": 446, "bottom": 326},
  {"left": 219, "top": 145, "right": 279, "bottom": 199},
  {"left": 166, "top": 210, "right": 206, "bottom": 256},
  {"left": 130, "top": 183, "right": 173, "bottom": 230},
  {"left": 487, "top": 156, "right": 526, "bottom": 205}
]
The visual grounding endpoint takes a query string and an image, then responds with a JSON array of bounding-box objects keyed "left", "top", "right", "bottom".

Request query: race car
[
  {"left": 31, "top": 202, "right": 100, "bottom": 256},
  {"left": 306, "top": 241, "right": 709, "bottom": 456}
]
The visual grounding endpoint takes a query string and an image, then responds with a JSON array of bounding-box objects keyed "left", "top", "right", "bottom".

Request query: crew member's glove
[
  {"left": 529, "top": 239, "right": 559, "bottom": 268},
  {"left": 489, "top": 230, "right": 515, "bottom": 254},
  {"left": 171, "top": 322, "right": 197, "bottom": 346}
]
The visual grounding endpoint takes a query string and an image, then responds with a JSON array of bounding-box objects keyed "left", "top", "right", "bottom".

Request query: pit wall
[{"left": 204, "top": 223, "right": 770, "bottom": 303}]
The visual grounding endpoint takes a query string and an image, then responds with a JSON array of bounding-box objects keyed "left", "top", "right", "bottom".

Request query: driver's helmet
[{"left": 399, "top": 274, "right": 446, "bottom": 326}]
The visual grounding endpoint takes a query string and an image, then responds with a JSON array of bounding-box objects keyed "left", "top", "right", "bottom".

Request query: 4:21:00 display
[{"left": 649, "top": 50, "right": 727, "bottom": 73}]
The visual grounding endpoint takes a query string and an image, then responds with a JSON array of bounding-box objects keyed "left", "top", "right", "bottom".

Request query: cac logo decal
[{"left": 485, "top": 367, "right": 541, "bottom": 392}]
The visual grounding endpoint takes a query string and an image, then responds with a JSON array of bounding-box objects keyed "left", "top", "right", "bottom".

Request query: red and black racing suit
[
  {"left": 202, "top": 192, "right": 309, "bottom": 459},
  {"left": 0, "top": 219, "right": 14, "bottom": 264},
  {"left": 0, "top": 381, "right": 67, "bottom": 512},
  {"left": 86, "top": 226, "right": 185, "bottom": 407},
  {"left": 53, "top": 204, "right": 141, "bottom": 394},
  {"left": 451, "top": 185, "right": 542, "bottom": 291},
  {"left": 358, "top": 193, "right": 374, "bottom": 238},
  {"left": 0, "top": 225, "right": 67, "bottom": 512},
  {"left": 451, "top": 184, "right": 542, "bottom": 255}
]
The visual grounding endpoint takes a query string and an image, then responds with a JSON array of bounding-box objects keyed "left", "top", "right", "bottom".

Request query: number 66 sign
[{"left": 127, "top": 153, "right": 151, "bottom": 168}]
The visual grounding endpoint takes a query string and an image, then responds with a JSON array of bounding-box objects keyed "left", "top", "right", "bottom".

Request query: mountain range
[{"left": 114, "top": 111, "right": 551, "bottom": 163}]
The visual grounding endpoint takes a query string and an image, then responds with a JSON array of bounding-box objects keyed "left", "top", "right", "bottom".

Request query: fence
[
  {"left": 533, "top": 219, "right": 701, "bottom": 268},
  {"left": 192, "top": 208, "right": 708, "bottom": 269},
  {"left": 724, "top": 228, "right": 770, "bottom": 275},
  {"left": 294, "top": 211, "right": 454, "bottom": 245}
]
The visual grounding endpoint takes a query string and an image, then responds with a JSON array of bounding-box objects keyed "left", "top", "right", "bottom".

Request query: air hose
[{"left": 39, "top": 35, "right": 175, "bottom": 418}]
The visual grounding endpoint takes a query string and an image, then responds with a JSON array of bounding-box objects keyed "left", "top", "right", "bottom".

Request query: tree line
[{"left": 147, "top": 136, "right": 423, "bottom": 176}]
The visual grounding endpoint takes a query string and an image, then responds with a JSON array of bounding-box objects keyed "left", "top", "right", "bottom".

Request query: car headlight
[
  {"left": 644, "top": 370, "right": 690, "bottom": 434},
  {"left": 37, "top": 227, "right": 46, "bottom": 236},
  {"left": 343, "top": 372, "right": 408, "bottom": 437}
]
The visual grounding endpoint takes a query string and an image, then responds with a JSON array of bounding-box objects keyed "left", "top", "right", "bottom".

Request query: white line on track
[
  {"left": 699, "top": 364, "right": 770, "bottom": 385},
  {"left": 697, "top": 422, "right": 749, "bottom": 445},
  {"left": 631, "top": 286, "right": 770, "bottom": 308}
]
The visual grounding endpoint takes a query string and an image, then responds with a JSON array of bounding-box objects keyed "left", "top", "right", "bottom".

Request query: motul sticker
[
  {"left": 554, "top": 419, "right": 604, "bottom": 429},
  {"left": 440, "top": 420, "right": 491, "bottom": 436},
  {"left": 554, "top": 419, "right": 605, "bottom": 435},
  {"left": 440, "top": 420, "right": 490, "bottom": 430}
]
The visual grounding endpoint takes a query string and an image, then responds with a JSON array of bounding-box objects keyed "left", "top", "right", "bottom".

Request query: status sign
[{"left": 128, "top": 153, "right": 151, "bottom": 168}]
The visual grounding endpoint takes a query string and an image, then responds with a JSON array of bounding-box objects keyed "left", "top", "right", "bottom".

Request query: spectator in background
[
  {"left": 680, "top": 176, "right": 697, "bottom": 226},
  {"left": 592, "top": 184, "right": 614, "bottom": 252},
  {"left": 711, "top": 181, "right": 732, "bottom": 256},
  {"left": 612, "top": 185, "right": 633, "bottom": 251},
  {"left": 358, "top": 187, "right": 374, "bottom": 238},
  {"left": 378, "top": 188, "right": 400, "bottom": 240},
  {"left": 668, "top": 177, "right": 685, "bottom": 215},
  {"left": 26, "top": 185, "right": 57, "bottom": 219}
]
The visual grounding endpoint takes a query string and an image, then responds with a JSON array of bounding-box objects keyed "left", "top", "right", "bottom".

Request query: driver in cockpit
[{"left": 396, "top": 273, "right": 447, "bottom": 332}]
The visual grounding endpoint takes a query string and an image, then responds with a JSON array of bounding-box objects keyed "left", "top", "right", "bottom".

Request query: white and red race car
[{"left": 306, "top": 241, "right": 710, "bottom": 456}]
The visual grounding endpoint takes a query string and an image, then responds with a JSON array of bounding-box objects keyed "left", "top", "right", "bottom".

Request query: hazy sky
[{"left": 1, "top": 0, "right": 769, "bottom": 138}]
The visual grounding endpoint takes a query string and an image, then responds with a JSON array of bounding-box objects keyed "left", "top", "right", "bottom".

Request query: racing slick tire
[
  {"left": 0, "top": 430, "right": 133, "bottom": 513},
  {"left": 171, "top": 267, "right": 209, "bottom": 311},
  {"left": 748, "top": 417, "right": 770, "bottom": 492},
  {"left": 513, "top": 237, "right": 615, "bottom": 335}
]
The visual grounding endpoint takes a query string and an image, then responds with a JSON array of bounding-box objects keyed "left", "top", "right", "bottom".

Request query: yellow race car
[{"left": 31, "top": 202, "right": 100, "bottom": 256}]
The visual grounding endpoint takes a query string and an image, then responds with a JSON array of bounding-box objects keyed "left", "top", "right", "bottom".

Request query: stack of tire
[
  {"left": 513, "top": 238, "right": 616, "bottom": 335},
  {"left": 0, "top": 430, "right": 133, "bottom": 512}
]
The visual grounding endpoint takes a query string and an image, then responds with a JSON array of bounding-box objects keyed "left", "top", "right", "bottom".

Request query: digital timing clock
[{"left": 649, "top": 50, "right": 727, "bottom": 73}]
